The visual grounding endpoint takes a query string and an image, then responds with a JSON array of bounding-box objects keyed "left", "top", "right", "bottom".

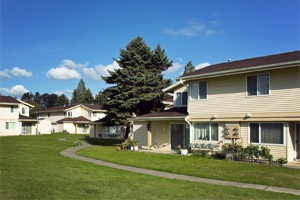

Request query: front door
[
  {"left": 171, "top": 124, "right": 185, "bottom": 149},
  {"left": 296, "top": 124, "right": 300, "bottom": 160},
  {"left": 22, "top": 123, "right": 32, "bottom": 135}
]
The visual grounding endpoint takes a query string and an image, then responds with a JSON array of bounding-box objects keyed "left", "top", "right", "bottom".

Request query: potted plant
[
  {"left": 149, "top": 144, "right": 154, "bottom": 150},
  {"left": 132, "top": 139, "right": 139, "bottom": 150}
]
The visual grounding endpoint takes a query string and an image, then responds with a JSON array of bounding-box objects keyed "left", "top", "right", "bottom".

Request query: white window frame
[
  {"left": 193, "top": 123, "right": 219, "bottom": 142},
  {"left": 175, "top": 91, "right": 187, "bottom": 107},
  {"left": 190, "top": 81, "right": 207, "bottom": 100},
  {"left": 246, "top": 74, "right": 270, "bottom": 96},
  {"left": 248, "top": 122, "right": 285, "bottom": 145},
  {"left": 6, "top": 122, "right": 16, "bottom": 130}
]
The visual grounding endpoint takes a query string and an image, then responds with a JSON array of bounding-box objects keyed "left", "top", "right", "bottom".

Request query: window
[
  {"left": 22, "top": 108, "right": 26, "bottom": 115},
  {"left": 175, "top": 92, "right": 187, "bottom": 106},
  {"left": 6, "top": 122, "right": 16, "bottom": 130},
  {"left": 190, "top": 81, "right": 207, "bottom": 100},
  {"left": 11, "top": 106, "right": 15, "bottom": 113},
  {"left": 247, "top": 74, "right": 269, "bottom": 96},
  {"left": 194, "top": 123, "right": 219, "bottom": 141},
  {"left": 67, "top": 112, "right": 72, "bottom": 117},
  {"left": 249, "top": 123, "right": 284, "bottom": 144}
]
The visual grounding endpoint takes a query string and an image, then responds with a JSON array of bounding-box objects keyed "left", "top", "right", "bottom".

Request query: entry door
[
  {"left": 171, "top": 124, "right": 185, "bottom": 149},
  {"left": 22, "top": 123, "right": 32, "bottom": 134},
  {"left": 296, "top": 124, "right": 300, "bottom": 160}
]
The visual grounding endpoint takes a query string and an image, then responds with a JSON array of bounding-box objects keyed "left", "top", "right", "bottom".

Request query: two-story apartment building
[
  {"left": 0, "top": 95, "right": 39, "bottom": 136},
  {"left": 132, "top": 50, "right": 300, "bottom": 162},
  {"left": 37, "top": 104, "right": 106, "bottom": 135}
]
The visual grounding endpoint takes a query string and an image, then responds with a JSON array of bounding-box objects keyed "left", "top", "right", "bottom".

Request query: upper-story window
[
  {"left": 175, "top": 92, "right": 187, "bottom": 106},
  {"left": 67, "top": 112, "right": 72, "bottom": 117},
  {"left": 22, "top": 108, "right": 26, "bottom": 115},
  {"left": 11, "top": 106, "right": 15, "bottom": 113},
  {"left": 190, "top": 81, "right": 207, "bottom": 100},
  {"left": 247, "top": 74, "right": 269, "bottom": 96}
]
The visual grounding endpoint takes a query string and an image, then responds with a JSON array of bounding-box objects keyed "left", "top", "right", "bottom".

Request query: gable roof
[
  {"left": 179, "top": 50, "right": 300, "bottom": 81},
  {"left": 0, "top": 95, "right": 34, "bottom": 108},
  {"left": 57, "top": 116, "right": 91, "bottom": 123},
  {"left": 0, "top": 95, "right": 22, "bottom": 104},
  {"left": 133, "top": 106, "right": 188, "bottom": 121},
  {"left": 37, "top": 103, "right": 104, "bottom": 113}
]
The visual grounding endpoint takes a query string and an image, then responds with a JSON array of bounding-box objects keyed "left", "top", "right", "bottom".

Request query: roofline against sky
[
  {"left": 177, "top": 60, "right": 299, "bottom": 82},
  {"left": 162, "top": 60, "right": 299, "bottom": 93}
]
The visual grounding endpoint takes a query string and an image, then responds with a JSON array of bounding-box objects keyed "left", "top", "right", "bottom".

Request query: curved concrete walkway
[{"left": 60, "top": 143, "right": 300, "bottom": 196}]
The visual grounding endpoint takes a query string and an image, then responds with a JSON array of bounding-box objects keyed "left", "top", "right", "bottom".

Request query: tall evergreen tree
[
  {"left": 94, "top": 90, "right": 108, "bottom": 105},
  {"left": 56, "top": 94, "right": 69, "bottom": 106},
  {"left": 102, "top": 37, "right": 172, "bottom": 125},
  {"left": 84, "top": 89, "right": 94, "bottom": 104},
  {"left": 71, "top": 79, "right": 90, "bottom": 104},
  {"left": 182, "top": 61, "right": 195, "bottom": 75}
]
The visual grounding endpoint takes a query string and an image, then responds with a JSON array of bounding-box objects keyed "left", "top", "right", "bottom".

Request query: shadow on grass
[{"left": 83, "top": 136, "right": 123, "bottom": 146}]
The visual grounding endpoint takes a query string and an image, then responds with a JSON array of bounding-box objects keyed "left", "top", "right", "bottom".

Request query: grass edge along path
[
  {"left": 68, "top": 143, "right": 300, "bottom": 196},
  {"left": 77, "top": 144, "right": 300, "bottom": 190}
]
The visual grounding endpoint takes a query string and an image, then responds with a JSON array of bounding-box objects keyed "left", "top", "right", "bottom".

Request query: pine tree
[
  {"left": 56, "top": 94, "right": 69, "bottom": 106},
  {"left": 84, "top": 89, "right": 94, "bottom": 104},
  {"left": 182, "top": 61, "right": 195, "bottom": 75},
  {"left": 102, "top": 36, "right": 172, "bottom": 125}
]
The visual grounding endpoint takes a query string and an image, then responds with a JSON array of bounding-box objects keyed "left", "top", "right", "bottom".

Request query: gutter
[{"left": 178, "top": 60, "right": 300, "bottom": 82}]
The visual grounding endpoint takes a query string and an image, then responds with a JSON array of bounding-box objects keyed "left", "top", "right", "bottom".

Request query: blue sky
[{"left": 1, "top": 0, "right": 299, "bottom": 99}]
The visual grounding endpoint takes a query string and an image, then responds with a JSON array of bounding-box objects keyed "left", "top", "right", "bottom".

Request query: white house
[{"left": 0, "top": 95, "right": 39, "bottom": 136}]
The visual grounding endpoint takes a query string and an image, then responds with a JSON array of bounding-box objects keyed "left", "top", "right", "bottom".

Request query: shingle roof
[
  {"left": 57, "top": 116, "right": 91, "bottom": 123},
  {"left": 0, "top": 95, "right": 20, "bottom": 104},
  {"left": 38, "top": 103, "right": 103, "bottom": 113},
  {"left": 180, "top": 50, "right": 300, "bottom": 79},
  {"left": 19, "top": 114, "right": 39, "bottom": 122},
  {"left": 136, "top": 106, "right": 188, "bottom": 118}
]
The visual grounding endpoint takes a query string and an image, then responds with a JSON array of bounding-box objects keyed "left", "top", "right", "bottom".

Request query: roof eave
[
  {"left": 132, "top": 116, "right": 187, "bottom": 121},
  {"left": 178, "top": 60, "right": 300, "bottom": 81}
]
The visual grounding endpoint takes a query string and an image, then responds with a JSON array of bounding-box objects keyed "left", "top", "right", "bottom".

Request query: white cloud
[
  {"left": 0, "top": 69, "right": 10, "bottom": 79},
  {"left": 11, "top": 67, "right": 33, "bottom": 77},
  {"left": 164, "top": 62, "right": 184, "bottom": 74},
  {"left": 59, "top": 59, "right": 88, "bottom": 69},
  {"left": 164, "top": 19, "right": 223, "bottom": 37},
  {"left": 164, "top": 20, "right": 205, "bottom": 37},
  {"left": 46, "top": 66, "right": 81, "bottom": 80},
  {"left": 46, "top": 59, "right": 87, "bottom": 80},
  {"left": 195, "top": 62, "right": 210, "bottom": 70},
  {"left": 82, "top": 61, "right": 120, "bottom": 81},
  {"left": 0, "top": 85, "right": 29, "bottom": 97}
]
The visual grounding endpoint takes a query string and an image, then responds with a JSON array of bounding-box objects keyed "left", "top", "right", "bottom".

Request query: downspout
[{"left": 185, "top": 115, "right": 191, "bottom": 126}]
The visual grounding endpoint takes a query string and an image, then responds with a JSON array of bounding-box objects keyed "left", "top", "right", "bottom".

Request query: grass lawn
[
  {"left": 0, "top": 134, "right": 299, "bottom": 200},
  {"left": 77, "top": 144, "right": 300, "bottom": 190}
]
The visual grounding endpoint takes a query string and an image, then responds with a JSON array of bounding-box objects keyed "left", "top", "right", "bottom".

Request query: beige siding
[
  {"left": 133, "top": 122, "right": 148, "bottom": 147},
  {"left": 188, "top": 67, "right": 300, "bottom": 116},
  {"left": 152, "top": 121, "right": 170, "bottom": 148}
]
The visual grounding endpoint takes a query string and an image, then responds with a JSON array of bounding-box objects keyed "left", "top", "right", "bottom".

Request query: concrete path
[{"left": 60, "top": 143, "right": 300, "bottom": 196}]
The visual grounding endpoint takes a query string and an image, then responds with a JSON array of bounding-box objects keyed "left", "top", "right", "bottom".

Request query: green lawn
[
  {"left": 0, "top": 134, "right": 299, "bottom": 200},
  {"left": 77, "top": 145, "right": 300, "bottom": 189}
]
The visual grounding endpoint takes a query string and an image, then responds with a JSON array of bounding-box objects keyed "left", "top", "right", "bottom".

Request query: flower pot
[
  {"left": 130, "top": 146, "right": 134, "bottom": 150},
  {"left": 180, "top": 149, "right": 188, "bottom": 155},
  {"left": 134, "top": 146, "right": 138, "bottom": 151}
]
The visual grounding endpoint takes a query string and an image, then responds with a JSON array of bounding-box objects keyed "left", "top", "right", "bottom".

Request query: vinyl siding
[{"left": 188, "top": 66, "right": 299, "bottom": 115}]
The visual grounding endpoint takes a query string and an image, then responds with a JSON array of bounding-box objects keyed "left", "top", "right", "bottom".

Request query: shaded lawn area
[
  {"left": 0, "top": 135, "right": 299, "bottom": 200},
  {"left": 77, "top": 145, "right": 300, "bottom": 190}
]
